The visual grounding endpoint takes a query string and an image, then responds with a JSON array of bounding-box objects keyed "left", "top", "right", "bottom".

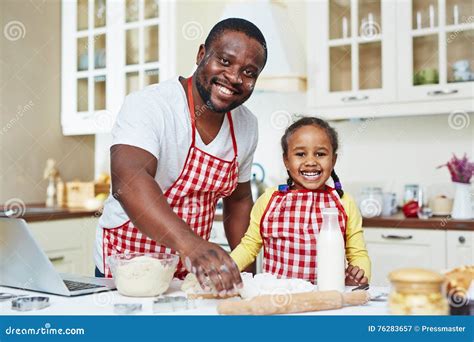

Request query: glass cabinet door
[
  {"left": 124, "top": 0, "right": 160, "bottom": 95},
  {"left": 445, "top": 0, "right": 473, "bottom": 85},
  {"left": 62, "top": 0, "right": 174, "bottom": 135},
  {"left": 75, "top": 0, "right": 107, "bottom": 113},
  {"left": 404, "top": 0, "right": 473, "bottom": 99},
  {"left": 318, "top": 0, "right": 393, "bottom": 105}
]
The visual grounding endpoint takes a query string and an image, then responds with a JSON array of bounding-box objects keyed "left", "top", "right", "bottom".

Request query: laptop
[{"left": 0, "top": 217, "right": 115, "bottom": 296}]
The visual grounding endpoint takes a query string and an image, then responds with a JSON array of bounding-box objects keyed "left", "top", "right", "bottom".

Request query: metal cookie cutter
[
  {"left": 114, "top": 303, "right": 142, "bottom": 315},
  {"left": 12, "top": 297, "right": 50, "bottom": 312},
  {"left": 0, "top": 293, "right": 28, "bottom": 302},
  {"left": 153, "top": 296, "right": 194, "bottom": 313}
]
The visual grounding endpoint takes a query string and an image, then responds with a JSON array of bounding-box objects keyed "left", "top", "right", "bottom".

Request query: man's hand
[
  {"left": 179, "top": 237, "right": 243, "bottom": 297},
  {"left": 345, "top": 265, "right": 368, "bottom": 286}
]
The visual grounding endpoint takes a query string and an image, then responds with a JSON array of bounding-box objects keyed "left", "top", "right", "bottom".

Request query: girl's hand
[{"left": 345, "top": 265, "right": 368, "bottom": 286}]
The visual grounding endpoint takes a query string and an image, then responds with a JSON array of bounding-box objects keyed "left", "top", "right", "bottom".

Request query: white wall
[
  {"left": 245, "top": 92, "right": 473, "bottom": 204},
  {"left": 1, "top": 0, "right": 95, "bottom": 203}
]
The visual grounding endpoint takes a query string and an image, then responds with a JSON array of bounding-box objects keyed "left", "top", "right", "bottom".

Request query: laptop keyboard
[{"left": 63, "top": 280, "right": 103, "bottom": 291}]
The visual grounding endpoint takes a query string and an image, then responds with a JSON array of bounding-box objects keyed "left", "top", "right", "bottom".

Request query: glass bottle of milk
[{"left": 317, "top": 207, "right": 345, "bottom": 292}]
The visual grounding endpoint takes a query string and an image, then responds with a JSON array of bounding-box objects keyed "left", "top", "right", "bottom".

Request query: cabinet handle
[
  {"left": 381, "top": 234, "right": 413, "bottom": 240},
  {"left": 427, "top": 89, "right": 458, "bottom": 96},
  {"left": 458, "top": 236, "right": 466, "bottom": 244},
  {"left": 341, "top": 95, "right": 369, "bottom": 102},
  {"left": 49, "top": 256, "right": 65, "bottom": 263}
]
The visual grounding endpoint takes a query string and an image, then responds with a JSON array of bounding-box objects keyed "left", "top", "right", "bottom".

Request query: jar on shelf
[{"left": 388, "top": 268, "right": 448, "bottom": 315}]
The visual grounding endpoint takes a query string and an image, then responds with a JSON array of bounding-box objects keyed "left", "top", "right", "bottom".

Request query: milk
[{"left": 316, "top": 207, "right": 345, "bottom": 292}]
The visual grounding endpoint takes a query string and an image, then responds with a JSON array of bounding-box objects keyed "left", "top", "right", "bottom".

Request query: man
[{"left": 94, "top": 18, "right": 267, "bottom": 296}]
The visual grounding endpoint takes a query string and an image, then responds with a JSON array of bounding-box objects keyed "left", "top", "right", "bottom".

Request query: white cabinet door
[
  {"left": 45, "top": 250, "right": 84, "bottom": 275},
  {"left": 364, "top": 228, "right": 446, "bottom": 286},
  {"left": 61, "top": 0, "right": 176, "bottom": 135},
  {"left": 446, "top": 230, "right": 474, "bottom": 269},
  {"left": 306, "top": 0, "right": 473, "bottom": 119},
  {"left": 397, "top": 0, "right": 474, "bottom": 104},
  {"left": 307, "top": 0, "right": 397, "bottom": 112}
]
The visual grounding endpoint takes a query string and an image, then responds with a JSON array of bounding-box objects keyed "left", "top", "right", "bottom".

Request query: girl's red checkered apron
[
  {"left": 260, "top": 187, "right": 347, "bottom": 283},
  {"left": 101, "top": 77, "right": 239, "bottom": 278}
]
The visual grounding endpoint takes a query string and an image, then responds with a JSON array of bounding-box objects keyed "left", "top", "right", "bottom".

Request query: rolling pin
[{"left": 217, "top": 290, "right": 370, "bottom": 315}]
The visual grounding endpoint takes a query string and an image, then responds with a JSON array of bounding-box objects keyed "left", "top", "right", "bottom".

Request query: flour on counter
[
  {"left": 239, "top": 273, "right": 315, "bottom": 299},
  {"left": 114, "top": 256, "right": 175, "bottom": 297},
  {"left": 181, "top": 272, "right": 316, "bottom": 299}
]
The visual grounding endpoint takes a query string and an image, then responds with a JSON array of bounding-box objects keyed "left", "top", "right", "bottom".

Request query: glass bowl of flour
[{"left": 108, "top": 253, "right": 179, "bottom": 297}]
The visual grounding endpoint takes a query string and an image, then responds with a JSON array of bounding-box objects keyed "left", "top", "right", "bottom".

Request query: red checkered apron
[
  {"left": 101, "top": 77, "right": 239, "bottom": 278},
  {"left": 260, "top": 187, "right": 347, "bottom": 283}
]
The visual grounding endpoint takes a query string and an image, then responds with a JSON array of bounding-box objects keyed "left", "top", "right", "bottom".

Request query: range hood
[{"left": 220, "top": 0, "right": 307, "bottom": 92}]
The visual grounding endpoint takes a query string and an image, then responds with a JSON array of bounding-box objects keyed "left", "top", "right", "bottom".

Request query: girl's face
[{"left": 283, "top": 125, "right": 337, "bottom": 191}]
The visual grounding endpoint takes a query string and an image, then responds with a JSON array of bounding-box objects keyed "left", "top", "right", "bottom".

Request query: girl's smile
[{"left": 284, "top": 125, "right": 337, "bottom": 191}]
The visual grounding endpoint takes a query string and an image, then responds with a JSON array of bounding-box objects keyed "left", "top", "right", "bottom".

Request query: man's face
[{"left": 194, "top": 30, "right": 266, "bottom": 113}]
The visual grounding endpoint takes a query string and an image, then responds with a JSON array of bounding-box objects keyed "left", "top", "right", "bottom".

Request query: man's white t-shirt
[{"left": 94, "top": 77, "right": 258, "bottom": 272}]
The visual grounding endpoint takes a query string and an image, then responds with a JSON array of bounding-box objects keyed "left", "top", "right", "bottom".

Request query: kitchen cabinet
[
  {"left": 28, "top": 217, "right": 98, "bottom": 277},
  {"left": 307, "top": 0, "right": 397, "bottom": 109},
  {"left": 364, "top": 228, "right": 446, "bottom": 286},
  {"left": 397, "top": 0, "right": 474, "bottom": 102},
  {"left": 307, "top": 0, "right": 473, "bottom": 119},
  {"left": 61, "top": 0, "right": 176, "bottom": 135},
  {"left": 446, "top": 230, "right": 474, "bottom": 268}
]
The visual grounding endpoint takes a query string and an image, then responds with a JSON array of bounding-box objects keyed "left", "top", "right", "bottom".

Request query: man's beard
[{"left": 194, "top": 69, "right": 249, "bottom": 114}]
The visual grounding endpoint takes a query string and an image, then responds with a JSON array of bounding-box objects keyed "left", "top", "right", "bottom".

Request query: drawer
[
  {"left": 364, "top": 227, "right": 444, "bottom": 244},
  {"left": 447, "top": 230, "right": 474, "bottom": 269},
  {"left": 364, "top": 228, "right": 446, "bottom": 286}
]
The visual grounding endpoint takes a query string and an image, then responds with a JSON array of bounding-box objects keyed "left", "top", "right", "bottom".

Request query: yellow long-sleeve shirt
[{"left": 230, "top": 187, "right": 371, "bottom": 280}]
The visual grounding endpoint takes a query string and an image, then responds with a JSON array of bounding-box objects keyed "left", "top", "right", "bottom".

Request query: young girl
[{"left": 230, "top": 117, "right": 371, "bottom": 285}]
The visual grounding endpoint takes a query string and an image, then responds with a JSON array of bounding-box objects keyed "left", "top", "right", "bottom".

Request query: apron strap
[
  {"left": 226, "top": 111, "right": 238, "bottom": 156},
  {"left": 187, "top": 77, "right": 197, "bottom": 145}
]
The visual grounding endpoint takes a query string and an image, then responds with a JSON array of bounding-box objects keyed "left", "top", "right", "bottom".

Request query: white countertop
[{"left": 0, "top": 281, "right": 390, "bottom": 316}]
